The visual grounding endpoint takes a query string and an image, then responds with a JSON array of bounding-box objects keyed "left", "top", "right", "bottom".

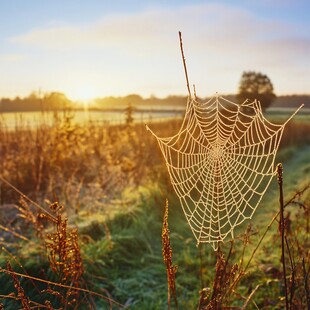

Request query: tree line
[
  {"left": 1, "top": 72, "right": 309, "bottom": 112},
  {"left": 0, "top": 91, "right": 75, "bottom": 113}
]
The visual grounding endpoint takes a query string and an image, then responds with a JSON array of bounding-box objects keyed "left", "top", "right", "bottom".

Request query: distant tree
[
  {"left": 124, "top": 94, "right": 143, "bottom": 104},
  {"left": 237, "top": 71, "right": 276, "bottom": 111},
  {"left": 28, "top": 91, "right": 39, "bottom": 100},
  {"left": 44, "top": 92, "right": 72, "bottom": 110}
]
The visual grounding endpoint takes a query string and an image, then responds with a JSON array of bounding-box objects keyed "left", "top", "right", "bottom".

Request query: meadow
[{"left": 0, "top": 108, "right": 309, "bottom": 309}]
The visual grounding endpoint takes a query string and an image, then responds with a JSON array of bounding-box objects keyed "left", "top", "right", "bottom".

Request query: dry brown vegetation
[{"left": 0, "top": 111, "right": 309, "bottom": 309}]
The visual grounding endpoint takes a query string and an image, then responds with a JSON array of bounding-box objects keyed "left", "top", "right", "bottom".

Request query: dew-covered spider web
[{"left": 147, "top": 96, "right": 302, "bottom": 250}]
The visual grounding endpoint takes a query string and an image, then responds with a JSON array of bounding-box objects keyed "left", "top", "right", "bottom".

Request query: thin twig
[
  {"left": 0, "top": 294, "right": 48, "bottom": 309},
  {"left": 241, "top": 285, "right": 260, "bottom": 310},
  {"left": 283, "top": 182, "right": 310, "bottom": 208},
  {"left": 244, "top": 212, "right": 279, "bottom": 272},
  {"left": 0, "top": 224, "right": 29, "bottom": 241},
  {"left": 231, "top": 182, "right": 310, "bottom": 298},
  {"left": 2, "top": 247, "right": 42, "bottom": 297},
  {"left": 179, "top": 31, "right": 191, "bottom": 97},
  {"left": 0, "top": 176, "right": 56, "bottom": 220},
  {"left": 0, "top": 267, "right": 126, "bottom": 308}
]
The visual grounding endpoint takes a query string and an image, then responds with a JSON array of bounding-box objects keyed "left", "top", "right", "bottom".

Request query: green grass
[
  {"left": 0, "top": 116, "right": 309, "bottom": 309},
  {"left": 78, "top": 144, "right": 309, "bottom": 309}
]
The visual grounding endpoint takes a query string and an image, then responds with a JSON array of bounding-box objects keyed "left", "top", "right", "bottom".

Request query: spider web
[{"left": 147, "top": 96, "right": 302, "bottom": 250}]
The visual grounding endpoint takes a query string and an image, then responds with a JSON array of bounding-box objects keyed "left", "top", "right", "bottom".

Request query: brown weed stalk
[
  {"left": 0, "top": 180, "right": 123, "bottom": 308},
  {"left": 277, "top": 163, "right": 289, "bottom": 309},
  {"left": 162, "top": 199, "right": 178, "bottom": 309},
  {"left": 39, "top": 201, "right": 84, "bottom": 306},
  {"left": 6, "top": 262, "right": 31, "bottom": 309},
  {"left": 202, "top": 244, "right": 240, "bottom": 310},
  {"left": 198, "top": 223, "right": 262, "bottom": 309}
]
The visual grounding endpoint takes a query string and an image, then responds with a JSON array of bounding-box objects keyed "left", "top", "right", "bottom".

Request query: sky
[{"left": 0, "top": 0, "right": 309, "bottom": 101}]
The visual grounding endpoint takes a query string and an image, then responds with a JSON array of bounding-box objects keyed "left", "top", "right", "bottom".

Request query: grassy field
[{"left": 0, "top": 111, "right": 309, "bottom": 309}]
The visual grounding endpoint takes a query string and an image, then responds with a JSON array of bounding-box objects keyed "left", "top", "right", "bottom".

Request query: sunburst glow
[{"left": 66, "top": 85, "right": 99, "bottom": 103}]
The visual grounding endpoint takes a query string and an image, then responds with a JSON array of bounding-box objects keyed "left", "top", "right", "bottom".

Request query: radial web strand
[{"left": 147, "top": 96, "right": 303, "bottom": 250}]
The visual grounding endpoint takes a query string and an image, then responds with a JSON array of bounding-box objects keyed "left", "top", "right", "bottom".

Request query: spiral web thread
[{"left": 147, "top": 96, "right": 303, "bottom": 250}]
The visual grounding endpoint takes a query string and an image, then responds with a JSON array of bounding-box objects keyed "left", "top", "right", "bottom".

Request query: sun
[{"left": 66, "top": 85, "right": 99, "bottom": 103}]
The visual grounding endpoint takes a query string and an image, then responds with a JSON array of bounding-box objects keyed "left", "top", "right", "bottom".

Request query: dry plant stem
[
  {"left": 285, "top": 236, "right": 295, "bottom": 308},
  {"left": 0, "top": 224, "right": 29, "bottom": 241},
  {"left": 277, "top": 163, "right": 289, "bottom": 310},
  {"left": 244, "top": 182, "right": 310, "bottom": 272},
  {"left": 178, "top": 31, "right": 191, "bottom": 97},
  {"left": 244, "top": 212, "right": 279, "bottom": 272},
  {"left": 6, "top": 262, "right": 31, "bottom": 309},
  {"left": 228, "top": 213, "right": 279, "bottom": 294},
  {"left": 193, "top": 84, "right": 197, "bottom": 100},
  {"left": 0, "top": 176, "right": 56, "bottom": 220},
  {"left": 210, "top": 243, "right": 223, "bottom": 307},
  {"left": 0, "top": 294, "right": 48, "bottom": 309},
  {"left": 283, "top": 182, "right": 310, "bottom": 209},
  {"left": 199, "top": 244, "right": 205, "bottom": 289},
  {"left": 0, "top": 267, "right": 126, "bottom": 308},
  {"left": 303, "top": 257, "right": 310, "bottom": 309},
  {"left": 162, "top": 199, "right": 178, "bottom": 310},
  {"left": 219, "top": 241, "right": 237, "bottom": 301},
  {"left": 230, "top": 182, "right": 310, "bottom": 298},
  {"left": 2, "top": 247, "right": 42, "bottom": 298},
  {"left": 241, "top": 284, "right": 260, "bottom": 310}
]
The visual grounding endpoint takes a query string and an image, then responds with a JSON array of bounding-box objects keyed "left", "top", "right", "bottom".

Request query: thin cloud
[
  {"left": 6, "top": 2, "right": 310, "bottom": 96},
  {"left": 9, "top": 3, "right": 292, "bottom": 49},
  {"left": 10, "top": 3, "right": 306, "bottom": 60}
]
